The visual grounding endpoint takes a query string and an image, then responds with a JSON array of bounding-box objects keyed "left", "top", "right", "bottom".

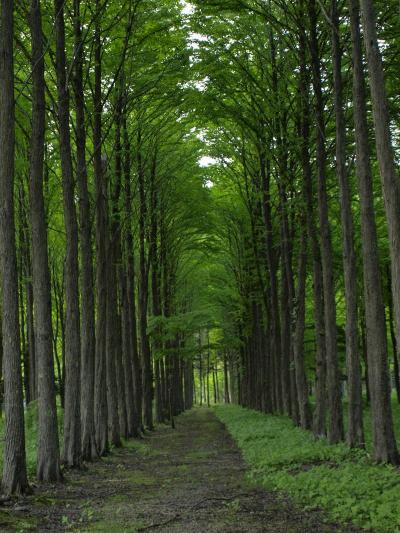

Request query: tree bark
[
  {"left": 293, "top": 231, "right": 312, "bottom": 429},
  {"left": 30, "top": 0, "right": 62, "bottom": 481},
  {"left": 73, "top": 0, "right": 97, "bottom": 461},
  {"left": 54, "top": 0, "right": 82, "bottom": 468},
  {"left": 331, "top": 0, "right": 364, "bottom": 447},
  {"left": 105, "top": 235, "right": 122, "bottom": 446},
  {"left": 223, "top": 352, "right": 230, "bottom": 404},
  {"left": 150, "top": 149, "right": 164, "bottom": 423},
  {"left": 93, "top": 5, "right": 108, "bottom": 456},
  {"left": 308, "top": 0, "right": 343, "bottom": 443},
  {"left": 0, "top": 0, "right": 29, "bottom": 495},
  {"left": 349, "top": 0, "right": 398, "bottom": 463},
  {"left": 137, "top": 128, "right": 153, "bottom": 430},
  {"left": 122, "top": 113, "right": 141, "bottom": 435},
  {"left": 387, "top": 266, "right": 400, "bottom": 403},
  {"left": 360, "top": 0, "right": 400, "bottom": 387},
  {"left": 104, "top": 91, "right": 123, "bottom": 448},
  {"left": 298, "top": 22, "right": 326, "bottom": 436}
]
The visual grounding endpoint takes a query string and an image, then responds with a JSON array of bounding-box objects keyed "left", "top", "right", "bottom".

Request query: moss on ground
[{"left": 0, "top": 510, "right": 37, "bottom": 532}]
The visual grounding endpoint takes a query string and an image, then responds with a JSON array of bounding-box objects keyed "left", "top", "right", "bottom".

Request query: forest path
[{"left": 5, "top": 408, "right": 357, "bottom": 532}]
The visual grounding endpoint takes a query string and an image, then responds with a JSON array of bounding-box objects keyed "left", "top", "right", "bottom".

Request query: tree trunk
[
  {"left": 387, "top": 266, "right": 400, "bottom": 403},
  {"left": 137, "top": 128, "right": 153, "bottom": 430},
  {"left": 261, "top": 149, "right": 283, "bottom": 414},
  {"left": 331, "top": 0, "right": 364, "bottom": 447},
  {"left": 199, "top": 349, "right": 203, "bottom": 406},
  {"left": 293, "top": 231, "right": 311, "bottom": 429},
  {"left": 308, "top": 0, "right": 343, "bottom": 443},
  {"left": 93, "top": 6, "right": 109, "bottom": 456},
  {"left": 54, "top": 0, "right": 82, "bottom": 468},
  {"left": 349, "top": 0, "right": 398, "bottom": 463},
  {"left": 298, "top": 23, "right": 326, "bottom": 436},
  {"left": 73, "top": 0, "right": 97, "bottom": 461},
  {"left": 279, "top": 200, "right": 293, "bottom": 417},
  {"left": 105, "top": 238, "right": 122, "bottom": 446},
  {"left": 122, "top": 113, "right": 141, "bottom": 435},
  {"left": 223, "top": 352, "right": 230, "bottom": 404},
  {"left": 206, "top": 334, "right": 211, "bottom": 407},
  {"left": 184, "top": 360, "right": 193, "bottom": 409},
  {"left": 150, "top": 149, "right": 164, "bottom": 423},
  {"left": 104, "top": 91, "right": 123, "bottom": 448},
  {"left": 30, "top": 0, "right": 62, "bottom": 481},
  {"left": 360, "top": 0, "right": 400, "bottom": 386},
  {"left": 0, "top": 0, "right": 29, "bottom": 495}
]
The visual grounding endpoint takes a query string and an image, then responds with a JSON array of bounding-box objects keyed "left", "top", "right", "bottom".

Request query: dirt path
[{"left": 2, "top": 408, "right": 359, "bottom": 532}]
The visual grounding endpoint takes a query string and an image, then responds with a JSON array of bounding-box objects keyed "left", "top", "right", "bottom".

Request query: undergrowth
[
  {"left": 0, "top": 401, "right": 64, "bottom": 477},
  {"left": 215, "top": 403, "right": 400, "bottom": 532}
]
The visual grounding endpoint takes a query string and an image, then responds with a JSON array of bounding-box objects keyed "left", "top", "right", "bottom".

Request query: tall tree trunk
[
  {"left": 24, "top": 253, "right": 36, "bottom": 403},
  {"left": 360, "top": 0, "right": 400, "bottom": 385},
  {"left": 331, "top": 0, "right": 364, "bottom": 447},
  {"left": 308, "top": 0, "right": 343, "bottom": 443},
  {"left": 293, "top": 231, "right": 311, "bottom": 429},
  {"left": 105, "top": 237, "right": 122, "bottom": 446},
  {"left": 199, "top": 349, "right": 203, "bottom": 406},
  {"left": 52, "top": 266, "right": 65, "bottom": 407},
  {"left": 73, "top": 0, "right": 97, "bottom": 461},
  {"left": 150, "top": 149, "right": 164, "bottom": 423},
  {"left": 137, "top": 128, "right": 153, "bottom": 430},
  {"left": 360, "top": 315, "right": 370, "bottom": 405},
  {"left": 30, "top": 0, "right": 61, "bottom": 481},
  {"left": 18, "top": 260, "right": 30, "bottom": 405},
  {"left": 298, "top": 23, "right": 326, "bottom": 436},
  {"left": 93, "top": 4, "right": 108, "bottom": 456},
  {"left": 349, "top": 0, "right": 398, "bottom": 463},
  {"left": 18, "top": 189, "right": 36, "bottom": 405},
  {"left": 206, "top": 333, "right": 211, "bottom": 407},
  {"left": 279, "top": 197, "right": 293, "bottom": 417},
  {"left": 0, "top": 0, "right": 29, "bottom": 495},
  {"left": 387, "top": 266, "right": 400, "bottom": 403},
  {"left": 120, "top": 267, "right": 136, "bottom": 435},
  {"left": 122, "top": 113, "right": 141, "bottom": 435},
  {"left": 54, "top": 0, "right": 82, "bottom": 468},
  {"left": 260, "top": 150, "right": 282, "bottom": 414},
  {"left": 223, "top": 352, "right": 230, "bottom": 404},
  {"left": 105, "top": 91, "right": 123, "bottom": 448},
  {"left": 184, "top": 360, "right": 194, "bottom": 409}
]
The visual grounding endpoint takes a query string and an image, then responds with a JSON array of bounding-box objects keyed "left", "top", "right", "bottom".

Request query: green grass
[{"left": 215, "top": 403, "right": 400, "bottom": 532}]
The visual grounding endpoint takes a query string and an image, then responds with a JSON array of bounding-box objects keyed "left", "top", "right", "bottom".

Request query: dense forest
[{"left": 1, "top": 0, "right": 400, "bottom": 529}]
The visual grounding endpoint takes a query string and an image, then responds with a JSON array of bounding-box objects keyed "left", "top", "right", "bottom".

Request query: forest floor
[{"left": 1, "top": 407, "right": 360, "bottom": 532}]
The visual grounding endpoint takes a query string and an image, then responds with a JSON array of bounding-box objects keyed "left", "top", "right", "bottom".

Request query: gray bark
[
  {"left": 54, "top": 0, "right": 82, "bottom": 468},
  {"left": 0, "top": 0, "right": 29, "bottom": 495},
  {"left": 29, "top": 0, "right": 62, "bottom": 481},
  {"left": 351, "top": 0, "right": 399, "bottom": 463}
]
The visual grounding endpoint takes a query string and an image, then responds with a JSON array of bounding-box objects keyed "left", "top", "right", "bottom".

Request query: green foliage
[{"left": 215, "top": 404, "right": 400, "bottom": 532}]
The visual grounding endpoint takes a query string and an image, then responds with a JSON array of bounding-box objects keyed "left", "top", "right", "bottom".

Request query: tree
[
  {"left": 0, "top": 0, "right": 29, "bottom": 495},
  {"left": 29, "top": 0, "right": 62, "bottom": 480},
  {"left": 308, "top": 0, "right": 343, "bottom": 444},
  {"left": 73, "top": 0, "right": 97, "bottom": 462},
  {"left": 54, "top": 0, "right": 82, "bottom": 467},
  {"left": 352, "top": 0, "right": 399, "bottom": 463},
  {"left": 331, "top": 0, "right": 363, "bottom": 448}
]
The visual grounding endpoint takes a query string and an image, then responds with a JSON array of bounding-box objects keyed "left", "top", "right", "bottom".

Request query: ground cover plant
[{"left": 216, "top": 404, "right": 400, "bottom": 532}]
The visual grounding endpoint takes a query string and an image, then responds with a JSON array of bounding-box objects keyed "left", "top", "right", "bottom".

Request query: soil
[{"left": 0, "top": 408, "right": 361, "bottom": 532}]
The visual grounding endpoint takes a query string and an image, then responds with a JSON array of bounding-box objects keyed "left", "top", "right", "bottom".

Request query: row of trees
[
  {"left": 189, "top": 0, "right": 400, "bottom": 464},
  {"left": 2, "top": 0, "right": 400, "bottom": 498},
  {"left": 0, "top": 0, "right": 216, "bottom": 495}
]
